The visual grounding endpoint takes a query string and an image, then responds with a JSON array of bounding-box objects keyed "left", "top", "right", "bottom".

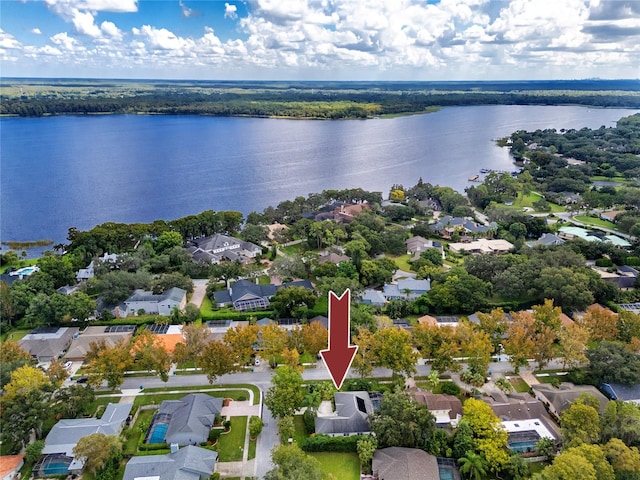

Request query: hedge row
[{"left": 300, "top": 434, "right": 360, "bottom": 452}]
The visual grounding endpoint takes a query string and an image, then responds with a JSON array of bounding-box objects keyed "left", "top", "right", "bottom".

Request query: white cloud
[
  {"left": 100, "top": 21, "right": 122, "bottom": 38},
  {"left": 224, "top": 3, "right": 238, "bottom": 19},
  {"left": 31, "top": 28, "right": 42, "bottom": 35},
  {"left": 2, "top": 0, "right": 639, "bottom": 80}
]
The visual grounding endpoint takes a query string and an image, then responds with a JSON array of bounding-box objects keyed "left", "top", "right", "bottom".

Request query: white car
[
  {"left": 254, "top": 358, "right": 261, "bottom": 366},
  {"left": 64, "top": 361, "right": 73, "bottom": 369}
]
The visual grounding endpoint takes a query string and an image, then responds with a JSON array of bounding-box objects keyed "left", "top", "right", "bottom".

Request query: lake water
[{"left": 1, "top": 105, "right": 638, "bottom": 247}]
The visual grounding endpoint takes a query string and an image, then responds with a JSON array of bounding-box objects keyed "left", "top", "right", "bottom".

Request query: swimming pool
[
  {"left": 34, "top": 454, "right": 72, "bottom": 476},
  {"left": 508, "top": 440, "right": 538, "bottom": 453},
  {"left": 147, "top": 422, "right": 169, "bottom": 444}
]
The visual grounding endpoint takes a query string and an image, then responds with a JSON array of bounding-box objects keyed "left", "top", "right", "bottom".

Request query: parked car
[
  {"left": 76, "top": 375, "right": 88, "bottom": 384},
  {"left": 64, "top": 361, "right": 73, "bottom": 369}
]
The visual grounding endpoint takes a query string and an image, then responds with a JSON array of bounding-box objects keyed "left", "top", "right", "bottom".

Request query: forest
[{"left": 1, "top": 78, "right": 639, "bottom": 118}]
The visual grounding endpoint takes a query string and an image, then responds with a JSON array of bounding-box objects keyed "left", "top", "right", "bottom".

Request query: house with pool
[
  {"left": 36, "top": 403, "right": 132, "bottom": 477},
  {"left": 145, "top": 394, "right": 223, "bottom": 446}
]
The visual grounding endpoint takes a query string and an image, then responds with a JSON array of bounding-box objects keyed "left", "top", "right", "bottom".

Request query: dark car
[{"left": 76, "top": 375, "right": 89, "bottom": 384}]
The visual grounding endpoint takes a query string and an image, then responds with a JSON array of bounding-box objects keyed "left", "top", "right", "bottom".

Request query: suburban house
[
  {"left": 405, "top": 236, "right": 443, "bottom": 260},
  {"left": 558, "top": 226, "right": 631, "bottom": 248},
  {"left": 117, "top": 287, "right": 187, "bottom": 317},
  {"left": 19, "top": 327, "right": 79, "bottom": 363},
  {"left": 372, "top": 447, "right": 444, "bottom": 480},
  {"left": 123, "top": 446, "right": 217, "bottom": 480},
  {"left": 359, "top": 289, "right": 387, "bottom": 307},
  {"left": 600, "top": 210, "right": 624, "bottom": 222},
  {"left": 149, "top": 394, "right": 223, "bottom": 446},
  {"left": 429, "top": 216, "right": 497, "bottom": 239},
  {"left": 37, "top": 403, "right": 132, "bottom": 476},
  {"left": 531, "top": 233, "right": 565, "bottom": 247},
  {"left": 303, "top": 202, "right": 371, "bottom": 223},
  {"left": 76, "top": 253, "right": 119, "bottom": 282},
  {"left": 65, "top": 325, "right": 135, "bottom": 361},
  {"left": 383, "top": 278, "right": 430, "bottom": 300},
  {"left": 448, "top": 238, "right": 514, "bottom": 255},
  {"left": 600, "top": 383, "right": 640, "bottom": 404},
  {"left": 0, "top": 455, "right": 24, "bottom": 480},
  {"left": 315, "top": 392, "right": 374, "bottom": 436},
  {"left": 186, "top": 234, "right": 262, "bottom": 264},
  {"left": 317, "top": 252, "right": 350, "bottom": 264},
  {"left": 482, "top": 392, "right": 560, "bottom": 451},
  {"left": 213, "top": 279, "right": 313, "bottom": 311},
  {"left": 149, "top": 325, "right": 189, "bottom": 354},
  {"left": 532, "top": 383, "right": 610, "bottom": 417},
  {"left": 409, "top": 388, "right": 462, "bottom": 428},
  {"left": 596, "top": 265, "right": 639, "bottom": 289}
]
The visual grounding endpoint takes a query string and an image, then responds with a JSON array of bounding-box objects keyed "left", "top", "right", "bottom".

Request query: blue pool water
[
  {"left": 439, "top": 467, "right": 454, "bottom": 480},
  {"left": 148, "top": 423, "right": 168, "bottom": 444},
  {"left": 509, "top": 440, "right": 538, "bottom": 452},
  {"left": 42, "top": 461, "right": 70, "bottom": 475}
]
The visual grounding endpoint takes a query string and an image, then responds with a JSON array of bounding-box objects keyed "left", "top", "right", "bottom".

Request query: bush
[
  {"left": 249, "top": 416, "right": 264, "bottom": 438},
  {"left": 441, "top": 382, "right": 461, "bottom": 396},
  {"left": 344, "top": 378, "right": 372, "bottom": 392},
  {"left": 595, "top": 258, "right": 614, "bottom": 267},
  {"left": 137, "top": 443, "right": 169, "bottom": 451},
  {"left": 301, "top": 434, "right": 359, "bottom": 452},
  {"left": 223, "top": 420, "right": 231, "bottom": 430},
  {"left": 302, "top": 409, "right": 316, "bottom": 435},
  {"left": 209, "top": 429, "right": 222, "bottom": 442},
  {"left": 237, "top": 394, "right": 247, "bottom": 401}
]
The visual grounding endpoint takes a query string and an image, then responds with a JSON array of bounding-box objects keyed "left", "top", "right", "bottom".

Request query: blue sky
[{"left": 1, "top": 0, "right": 639, "bottom": 80}]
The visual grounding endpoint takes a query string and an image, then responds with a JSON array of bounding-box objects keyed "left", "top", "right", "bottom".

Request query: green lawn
[
  {"left": 293, "top": 415, "right": 307, "bottom": 445},
  {"left": 574, "top": 214, "right": 618, "bottom": 230},
  {"left": 123, "top": 409, "right": 155, "bottom": 455},
  {"left": 200, "top": 296, "right": 215, "bottom": 316},
  {"left": 1, "top": 329, "right": 32, "bottom": 343},
  {"left": 509, "top": 192, "right": 565, "bottom": 213},
  {"left": 309, "top": 452, "right": 360, "bottom": 480},
  {"left": 131, "top": 390, "right": 255, "bottom": 408},
  {"left": 248, "top": 436, "right": 257, "bottom": 460},
  {"left": 215, "top": 416, "right": 247, "bottom": 462},
  {"left": 138, "top": 384, "right": 260, "bottom": 405},
  {"left": 390, "top": 254, "right": 413, "bottom": 272},
  {"left": 508, "top": 377, "right": 531, "bottom": 393}
]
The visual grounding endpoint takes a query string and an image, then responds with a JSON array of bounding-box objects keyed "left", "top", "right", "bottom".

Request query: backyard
[{"left": 309, "top": 452, "right": 360, "bottom": 480}]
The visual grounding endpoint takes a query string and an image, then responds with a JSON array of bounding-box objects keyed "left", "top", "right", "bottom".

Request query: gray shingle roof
[
  {"left": 123, "top": 446, "right": 217, "bottom": 480},
  {"left": 158, "top": 394, "right": 223, "bottom": 446},
  {"left": 372, "top": 447, "right": 439, "bottom": 480},
  {"left": 43, "top": 403, "right": 132, "bottom": 456},
  {"left": 126, "top": 287, "right": 187, "bottom": 304},
  {"left": 315, "top": 392, "right": 373, "bottom": 435}
]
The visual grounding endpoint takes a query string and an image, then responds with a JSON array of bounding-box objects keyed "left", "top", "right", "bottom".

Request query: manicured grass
[
  {"left": 509, "top": 192, "right": 565, "bottom": 213},
  {"left": 132, "top": 390, "right": 253, "bottom": 408},
  {"left": 215, "top": 416, "right": 247, "bottom": 462},
  {"left": 508, "top": 377, "right": 531, "bottom": 393},
  {"left": 1, "top": 329, "right": 31, "bottom": 343},
  {"left": 200, "top": 296, "right": 215, "bottom": 316},
  {"left": 390, "top": 254, "right": 412, "bottom": 272},
  {"left": 293, "top": 415, "right": 307, "bottom": 445},
  {"left": 0, "top": 257, "right": 39, "bottom": 274},
  {"left": 123, "top": 409, "right": 155, "bottom": 455},
  {"left": 138, "top": 384, "right": 261, "bottom": 405},
  {"left": 87, "top": 396, "right": 118, "bottom": 417},
  {"left": 248, "top": 436, "right": 257, "bottom": 460},
  {"left": 309, "top": 452, "right": 360, "bottom": 480},
  {"left": 279, "top": 243, "right": 305, "bottom": 255},
  {"left": 574, "top": 214, "right": 618, "bottom": 230}
]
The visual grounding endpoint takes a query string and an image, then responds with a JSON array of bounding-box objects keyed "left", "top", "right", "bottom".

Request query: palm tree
[{"left": 458, "top": 451, "right": 487, "bottom": 480}]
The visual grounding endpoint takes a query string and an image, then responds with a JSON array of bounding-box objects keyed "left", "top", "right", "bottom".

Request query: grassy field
[
  {"left": 574, "top": 214, "right": 618, "bottom": 230},
  {"left": 510, "top": 192, "right": 565, "bottom": 213},
  {"left": 309, "top": 452, "right": 360, "bottom": 480},
  {"left": 390, "top": 254, "right": 413, "bottom": 272},
  {"left": 216, "top": 416, "right": 247, "bottom": 462}
]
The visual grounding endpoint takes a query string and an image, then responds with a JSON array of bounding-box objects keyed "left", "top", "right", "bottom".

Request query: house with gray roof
[
  {"left": 532, "top": 383, "right": 609, "bottom": 417},
  {"left": 187, "top": 234, "right": 261, "bottom": 265},
  {"left": 65, "top": 325, "right": 135, "bottom": 361},
  {"left": 359, "top": 289, "right": 387, "bottom": 306},
  {"left": 534, "top": 233, "right": 566, "bottom": 247},
  {"left": 315, "top": 391, "right": 374, "bottom": 436},
  {"left": 213, "top": 279, "right": 313, "bottom": 311},
  {"left": 123, "top": 446, "right": 217, "bottom": 480},
  {"left": 19, "top": 327, "right": 80, "bottom": 363},
  {"left": 601, "top": 383, "right": 640, "bottom": 404},
  {"left": 429, "top": 216, "right": 497, "bottom": 239},
  {"left": 119, "top": 287, "right": 187, "bottom": 317},
  {"left": 153, "top": 394, "right": 223, "bottom": 446},
  {"left": 39, "top": 403, "right": 132, "bottom": 475},
  {"left": 372, "top": 447, "right": 441, "bottom": 480},
  {"left": 383, "top": 278, "right": 430, "bottom": 300}
]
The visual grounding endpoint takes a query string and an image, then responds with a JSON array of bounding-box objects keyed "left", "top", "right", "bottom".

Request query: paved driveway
[{"left": 189, "top": 279, "right": 208, "bottom": 307}]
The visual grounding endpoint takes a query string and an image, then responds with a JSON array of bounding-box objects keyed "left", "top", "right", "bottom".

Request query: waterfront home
[
  {"left": 213, "top": 279, "right": 313, "bottom": 311},
  {"left": 186, "top": 234, "right": 261, "bottom": 265}
]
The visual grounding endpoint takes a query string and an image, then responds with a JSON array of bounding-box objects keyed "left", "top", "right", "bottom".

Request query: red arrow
[{"left": 320, "top": 289, "right": 358, "bottom": 389}]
